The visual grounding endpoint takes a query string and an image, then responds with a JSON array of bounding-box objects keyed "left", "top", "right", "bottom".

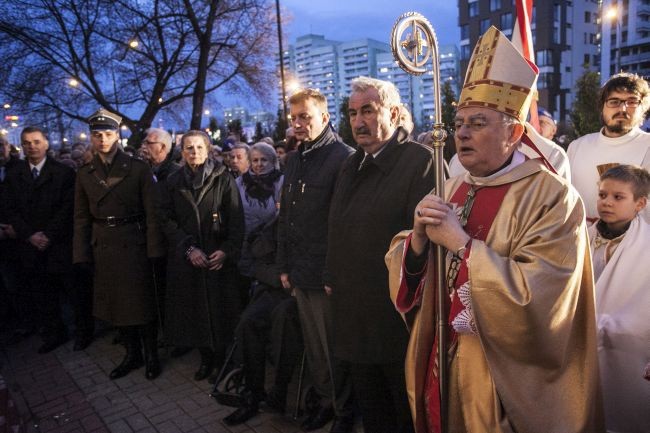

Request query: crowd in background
[{"left": 1, "top": 63, "right": 649, "bottom": 433}]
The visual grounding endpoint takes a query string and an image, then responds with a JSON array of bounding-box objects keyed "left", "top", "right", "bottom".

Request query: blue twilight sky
[
  {"left": 279, "top": 0, "right": 459, "bottom": 46},
  {"left": 222, "top": 1, "right": 459, "bottom": 111}
]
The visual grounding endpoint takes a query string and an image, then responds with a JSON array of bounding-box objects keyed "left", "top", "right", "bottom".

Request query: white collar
[
  {"left": 29, "top": 157, "right": 47, "bottom": 173},
  {"left": 466, "top": 150, "right": 526, "bottom": 185}
]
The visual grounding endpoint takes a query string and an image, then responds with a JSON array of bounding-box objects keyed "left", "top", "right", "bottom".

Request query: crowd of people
[{"left": 1, "top": 25, "right": 649, "bottom": 433}]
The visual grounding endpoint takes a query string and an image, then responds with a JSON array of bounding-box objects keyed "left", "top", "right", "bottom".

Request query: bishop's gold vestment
[{"left": 386, "top": 159, "right": 604, "bottom": 433}]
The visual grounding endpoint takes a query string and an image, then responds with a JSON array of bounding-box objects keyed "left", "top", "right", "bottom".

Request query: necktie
[
  {"left": 32, "top": 167, "right": 39, "bottom": 179},
  {"left": 359, "top": 154, "right": 374, "bottom": 171}
]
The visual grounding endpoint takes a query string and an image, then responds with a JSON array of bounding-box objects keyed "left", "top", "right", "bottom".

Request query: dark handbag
[{"left": 250, "top": 218, "right": 277, "bottom": 258}]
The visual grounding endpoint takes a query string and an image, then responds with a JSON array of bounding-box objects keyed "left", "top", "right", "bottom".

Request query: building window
[
  {"left": 554, "top": 4, "right": 561, "bottom": 23},
  {"left": 553, "top": 26, "right": 561, "bottom": 43},
  {"left": 584, "top": 54, "right": 590, "bottom": 66},
  {"left": 490, "top": 0, "right": 501, "bottom": 12},
  {"left": 500, "top": 13, "right": 513, "bottom": 30},
  {"left": 480, "top": 19, "right": 491, "bottom": 34},
  {"left": 584, "top": 11, "right": 591, "bottom": 23},
  {"left": 538, "top": 72, "right": 553, "bottom": 89},
  {"left": 461, "top": 44, "right": 471, "bottom": 60},
  {"left": 536, "top": 49, "right": 553, "bottom": 66},
  {"left": 469, "top": 2, "right": 479, "bottom": 17},
  {"left": 460, "top": 24, "right": 470, "bottom": 41},
  {"left": 460, "top": 24, "right": 469, "bottom": 40}
]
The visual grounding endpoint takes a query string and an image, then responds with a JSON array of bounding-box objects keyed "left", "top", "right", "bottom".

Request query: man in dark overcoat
[
  {"left": 140, "top": 127, "right": 182, "bottom": 353},
  {"left": 275, "top": 88, "right": 355, "bottom": 433},
  {"left": 0, "top": 136, "right": 26, "bottom": 335},
  {"left": 4, "top": 126, "right": 76, "bottom": 353},
  {"left": 324, "top": 77, "right": 436, "bottom": 433},
  {"left": 73, "top": 109, "right": 165, "bottom": 380}
]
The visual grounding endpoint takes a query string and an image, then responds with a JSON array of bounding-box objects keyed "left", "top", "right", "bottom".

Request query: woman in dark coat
[
  {"left": 235, "top": 142, "right": 283, "bottom": 286},
  {"left": 157, "top": 130, "right": 244, "bottom": 381}
]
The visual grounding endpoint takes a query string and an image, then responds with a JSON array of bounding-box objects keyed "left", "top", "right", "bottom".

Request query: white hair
[
  {"left": 350, "top": 76, "right": 401, "bottom": 109},
  {"left": 145, "top": 127, "right": 172, "bottom": 150}
]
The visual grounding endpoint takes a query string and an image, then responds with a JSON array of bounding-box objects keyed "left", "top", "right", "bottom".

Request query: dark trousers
[
  {"left": 25, "top": 271, "right": 67, "bottom": 340},
  {"left": 295, "top": 288, "right": 353, "bottom": 417},
  {"left": 25, "top": 266, "right": 94, "bottom": 341},
  {"left": 0, "top": 254, "right": 28, "bottom": 330},
  {"left": 235, "top": 284, "right": 303, "bottom": 398},
  {"left": 151, "top": 257, "right": 166, "bottom": 326},
  {"left": 348, "top": 360, "right": 414, "bottom": 433}
]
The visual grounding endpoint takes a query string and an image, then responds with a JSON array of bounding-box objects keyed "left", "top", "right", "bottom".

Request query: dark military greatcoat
[{"left": 73, "top": 149, "right": 165, "bottom": 326}]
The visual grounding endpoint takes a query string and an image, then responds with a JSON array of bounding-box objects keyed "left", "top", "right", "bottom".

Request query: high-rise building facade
[
  {"left": 600, "top": 0, "right": 650, "bottom": 81},
  {"left": 458, "top": 0, "right": 600, "bottom": 125},
  {"left": 279, "top": 35, "right": 460, "bottom": 131}
]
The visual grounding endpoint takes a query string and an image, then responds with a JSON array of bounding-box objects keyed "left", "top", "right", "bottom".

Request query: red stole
[{"left": 425, "top": 181, "right": 511, "bottom": 433}]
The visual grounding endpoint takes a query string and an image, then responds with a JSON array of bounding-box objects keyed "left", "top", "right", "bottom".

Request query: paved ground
[{"left": 0, "top": 330, "right": 352, "bottom": 433}]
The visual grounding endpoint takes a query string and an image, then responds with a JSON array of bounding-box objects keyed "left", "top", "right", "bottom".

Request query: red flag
[{"left": 512, "top": 0, "right": 540, "bottom": 131}]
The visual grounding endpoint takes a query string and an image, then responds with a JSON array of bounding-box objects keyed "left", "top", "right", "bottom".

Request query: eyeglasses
[
  {"left": 605, "top": 98, "right": 641, "bottom": 108},
  {"left": 452, "top": 119, "right": 510, "bottom": 132},
  {"left": 141, "top": 140, "right": 162, "bottom": 146}
]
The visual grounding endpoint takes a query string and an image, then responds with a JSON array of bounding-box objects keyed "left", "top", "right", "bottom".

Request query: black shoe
[
  {"left": 194, "top": 348, "right": 214, "bottom": 381},
  {"left": 329, "top": 415, "right": 354, "bottom": 433},
  {"left": 109, "top": 355, "right": 144, "bottom": 379},
  {"left": 38, "top": 335, "right": 68, "bottom": 354},
  {"left": 145, "top": 356, "right": 161, "bottom": 380},
  {"left": 73, "top": 335, "right": 93, "bottom": 351},
  {"left": 207, "top": 371, "right": 222, "bottom": 384},
  {"left": 110, "top": 327, "right": 144, "bottom": 380},
  {"left": 302, "top": 406, "right": 334, "bottom": 431},
  {"left": 194, "top": 362, "right": 214, "bottom": 381},
  {"left": 264, "top": 388, "right": 287, "bottom": 414},
  {"left": 170, "top": 347, "right": 192, "bottom": 358},
  {"left": 223, "top": 403, "right": 259, "bottom": 426}
]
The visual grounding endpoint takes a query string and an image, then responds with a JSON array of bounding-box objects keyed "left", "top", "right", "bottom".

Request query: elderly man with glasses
[
  {"left": 140, "top": 128, "right": 184, "bottom": 356},
  {"left": 140, "top": 128, "right": 181, "bottom": 184},
  {"left": 568, "top": 72, "right": 650, "bottom": 223},
  {"left": 386, "top": 27, "right": 603, "bottom": 433}
]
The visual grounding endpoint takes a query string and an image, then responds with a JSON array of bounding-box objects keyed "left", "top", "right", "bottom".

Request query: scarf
[
  {"left": 242, "top": 169, "right": 281, "bottom": 207},
  {"left": 183, "top": 158, "right": 215, "bottom": 195}
]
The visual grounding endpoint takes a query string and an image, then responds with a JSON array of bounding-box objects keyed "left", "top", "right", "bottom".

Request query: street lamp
[
  {"left": 204, "top": 109, "right": 210, "bottom": 116},
  {"left": 606, "top": 6, "right": 621, "bottom": 73},
  {"left": 275, "top": 0, "right": 288, "bottom": 122},
  {"left": 286, "top": 79, "right": 300, "bottom": 95},
  {"left": 3, "top": 103, "right": 10, "bottom": 109},
  {"left": 129, "top": 39, "right": 139, "bottom": 48},
  {"left": 69, "top": 78, "right": 79, "bottom": 87}
]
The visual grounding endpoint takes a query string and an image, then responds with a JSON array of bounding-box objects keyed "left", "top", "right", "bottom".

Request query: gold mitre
[{"left": 458, "top": 26, "right": 538, "bottom": 122}]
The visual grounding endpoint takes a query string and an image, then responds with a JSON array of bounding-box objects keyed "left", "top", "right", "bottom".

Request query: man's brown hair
[
  {"left": 599, "top": 73, "right": 650, "bottom": 113},
  {"left": 288, "top": 88, "right": 328, "bottom": 111},
  {"left": 21, "top": 125, "right": 49, "bottom": 142}
]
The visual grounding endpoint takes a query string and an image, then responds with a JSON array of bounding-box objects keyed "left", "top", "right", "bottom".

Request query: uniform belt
[{"left": 94, "top": 214, "right": 145, "bottom": 227}]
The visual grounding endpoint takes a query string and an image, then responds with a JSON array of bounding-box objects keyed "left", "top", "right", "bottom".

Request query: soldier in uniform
[{"left": 73, "top": 108, "right": 165, "bottom": 380}]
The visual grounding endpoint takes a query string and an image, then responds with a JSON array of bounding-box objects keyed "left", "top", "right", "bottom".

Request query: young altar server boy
[{"left": 588, "top": 164, "right": 650, "bottom": 433}]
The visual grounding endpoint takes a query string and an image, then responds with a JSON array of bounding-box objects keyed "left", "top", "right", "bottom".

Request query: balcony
[
  {"left": 639, "top": 2, "right": 650, "bottom": 15},
  {"left": 637, "top": 20, "right": 650, "bottom": 32}
]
